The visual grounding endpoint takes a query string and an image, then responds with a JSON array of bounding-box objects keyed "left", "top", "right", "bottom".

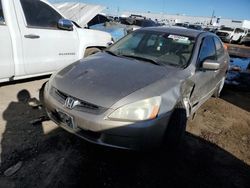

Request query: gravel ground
[{"left": 0, "top": 77, "right": 249, "bottom": 188}]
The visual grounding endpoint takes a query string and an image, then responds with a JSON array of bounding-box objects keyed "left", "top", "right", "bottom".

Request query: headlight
[{"left": 108, "top": 96, "right": 161, "bottom": 121}]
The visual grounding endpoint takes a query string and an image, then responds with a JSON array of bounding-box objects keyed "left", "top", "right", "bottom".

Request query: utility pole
[{"left": 210, "top": 10, "right": 215, "bottom": 25}]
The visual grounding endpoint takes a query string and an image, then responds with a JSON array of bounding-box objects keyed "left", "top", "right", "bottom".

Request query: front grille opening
[
  {"left": 76, "top": 101, "right": 99, "bottom": 110},
  {"left": 51, "top": 87, "right": 106, "bottom": 114},
  {"left": 55, "top": 89, "right": 67, "bottom": 100}
]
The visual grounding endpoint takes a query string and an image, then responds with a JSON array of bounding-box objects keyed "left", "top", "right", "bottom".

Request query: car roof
[{"left": 139, "top": 26, "right": 205, "bottom": 38}]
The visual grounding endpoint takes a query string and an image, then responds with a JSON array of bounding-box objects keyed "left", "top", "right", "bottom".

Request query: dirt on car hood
[{"left": 52, "top": 52, "right": 177, "bottom": 108}]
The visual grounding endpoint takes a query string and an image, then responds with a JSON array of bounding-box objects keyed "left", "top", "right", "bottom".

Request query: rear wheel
[
  {"left": 163, "top": 103, "right": 187, "bottom": 151},
  {"left": 84, "top": 47, "right": 101, "bottom": 57}
]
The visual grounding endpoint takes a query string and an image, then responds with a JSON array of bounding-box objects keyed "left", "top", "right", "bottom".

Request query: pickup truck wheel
[
  {"left": 213, "top": 76, "right": 225, "bottom": 98},
  {"left": 84, "top": 48, "right": 101, "bottom": 57},
  {"left": 163, "top": 103, "right": 187, "bottom": 151}
]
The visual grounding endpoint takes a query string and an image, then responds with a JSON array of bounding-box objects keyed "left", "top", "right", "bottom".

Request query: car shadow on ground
[
  {"left": 1, "top": 128, "right": 249, "bottom": 188},
  {"left": 0, "top": 89, "right": 249, "bottom": 188},
  {"left": 48, "top": 132, "right": 250, "bottom": 188}
]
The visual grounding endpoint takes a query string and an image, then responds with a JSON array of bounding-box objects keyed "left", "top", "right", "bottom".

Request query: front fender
[{"left": 76, "top": 28, "right": 112, "bottom": 58}]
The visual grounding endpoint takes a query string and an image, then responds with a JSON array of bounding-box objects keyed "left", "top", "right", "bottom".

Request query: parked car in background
[
  {"left": 230, "top": 28, "right": 247, "bottom": 43},
  {"left": 203, "top": 26, "right": 218, "bottom": 33},
  {"left": 216, "top": 26, "right": 246, "bottom": 43},
  {"left": 0, "top": 0, "right": 112, "bottom": 83},
  {"left": 174, "top": 22, "right": 189, "bottom": 28},
  {"left": 215, "top": 26, "right": 234, "bottom": 42},
  {"left": 174, "top": 23, "right": 202, "bottom": 30},
  {"left": 239, "top": 30, "right": 250, "bottom": 45},
  {"left": 120, "top": 14, "right": 160, "bottom": 31},
  {"left": 187, "top": 24, "right": 202, "bottom": 30},
  {"left": 89, "top": 14, "right": 162, "bottom": 41},
  {"left": 43, "top": 27, "right": 229, "bottom": 150}
]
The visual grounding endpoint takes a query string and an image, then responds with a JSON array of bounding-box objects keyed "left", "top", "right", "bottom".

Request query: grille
[{"left": 50, "top": 87, "right": 106, "bottom": 114}]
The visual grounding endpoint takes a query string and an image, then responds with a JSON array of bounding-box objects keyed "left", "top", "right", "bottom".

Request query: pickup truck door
[
  {"left": 0, "top": 1, "right": 14, "bottom": 80},
  {"left": 15, "top": 0, "right": 79, "bottom": 75}
]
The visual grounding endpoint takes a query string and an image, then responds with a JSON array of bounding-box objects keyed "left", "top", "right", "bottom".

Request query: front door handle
[{"left": 24, "top": 34, "right": 40, "bottom": 39}]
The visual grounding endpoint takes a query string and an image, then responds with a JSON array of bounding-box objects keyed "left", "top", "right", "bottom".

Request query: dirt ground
[{"left": 0, "top": 77, "right": 249, "bottom": 188}]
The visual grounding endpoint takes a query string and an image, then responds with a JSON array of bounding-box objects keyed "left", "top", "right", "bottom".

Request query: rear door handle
[{"left": 24, "top": 34, "right": 40, "bottom": 39}]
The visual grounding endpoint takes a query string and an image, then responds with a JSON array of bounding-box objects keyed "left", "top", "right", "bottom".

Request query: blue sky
[{"left": 50, "top": 0, "right": 250, "bottom": 20}]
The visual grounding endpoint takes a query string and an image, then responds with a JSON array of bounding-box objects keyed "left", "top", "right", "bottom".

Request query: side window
[
  {"left": 198, "top": 36, "right": 216, "bottom": 64},
  {"left": 20, "top": 0, "right": 62, "bottom": 29},
  {"left": 0, "top": 0, "right": 5, "bottom": 24},
  {"left": 214, "top": 37, "right": 224, "bottom": 59}
]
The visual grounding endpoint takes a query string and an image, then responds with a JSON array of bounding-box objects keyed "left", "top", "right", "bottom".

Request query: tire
[
  {"left": 213, "top": 76, "right": 225, "bottom": 98},
  {"left": 84, "top": 48, "right": 101, "bottom": 57},
  {"left": 163, "top": 103, "right": 187, "bottom": 151}
]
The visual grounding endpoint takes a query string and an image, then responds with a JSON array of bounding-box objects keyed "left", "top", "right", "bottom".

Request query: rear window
[{"left": 0, "top": 0, "right": 5, "bottom": 24}]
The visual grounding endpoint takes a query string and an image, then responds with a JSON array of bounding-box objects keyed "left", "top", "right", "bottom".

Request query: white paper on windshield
[{"left": 168, "top": 35, "right": 190, "bottom": 44}]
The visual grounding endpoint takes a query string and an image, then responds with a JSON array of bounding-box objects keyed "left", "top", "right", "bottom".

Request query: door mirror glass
[
  {"left": 58, "top": 19, "right": 73, "bottom": 31},
  {"left": 202, "top": 60, "right": 220, "bottom": 70}
]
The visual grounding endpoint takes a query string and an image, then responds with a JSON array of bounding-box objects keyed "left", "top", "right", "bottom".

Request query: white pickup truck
[{"left": 0, "top": 0, "right": 112, "bottom": 83}]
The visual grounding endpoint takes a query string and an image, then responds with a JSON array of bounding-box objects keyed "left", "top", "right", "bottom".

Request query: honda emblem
[{"left": 64, "top": 97, "right": 79, "bottom": 109}]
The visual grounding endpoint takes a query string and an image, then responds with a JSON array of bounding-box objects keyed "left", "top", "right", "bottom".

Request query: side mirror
[
  {"left": 58, "top": 19, "right": 73, "bottom": 31},
  {"left": 202, "top": 59, "right": 220, "bottom": 70}
]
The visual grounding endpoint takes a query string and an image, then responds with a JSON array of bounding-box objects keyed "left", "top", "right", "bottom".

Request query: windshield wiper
[
  {"left": 104, "top": 50, "right": 119, "bottom": 57},
  {"left": 121, "top": 55, "right": 162, "bottom": 66}
]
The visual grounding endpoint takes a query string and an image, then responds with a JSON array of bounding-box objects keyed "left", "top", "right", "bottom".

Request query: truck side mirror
[
  {"left": 202, "top": 59, "right": 220, "bottom": 70},
  {"left": 58, "top": 19, "right": 73, "bottom": 31}
]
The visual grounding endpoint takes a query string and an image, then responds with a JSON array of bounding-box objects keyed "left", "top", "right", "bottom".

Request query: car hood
[{"left": 52, "top": 52, "right": 177, "bottom": 108}]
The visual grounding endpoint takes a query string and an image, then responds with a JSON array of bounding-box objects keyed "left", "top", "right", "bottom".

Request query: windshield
[
  {"left": 235, "top": 28, "right": 244, "bottom": 33},
  {"left": 108, "top": 31, "right": 195, "bottom": 68}
]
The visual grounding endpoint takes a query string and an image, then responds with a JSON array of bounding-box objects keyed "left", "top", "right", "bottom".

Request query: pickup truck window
[
  {"left": 20, "top": 0, "right": 62, "bottom": 29},
  {"left": 0, "top": 0, "right": 5, "bottom": 25}
]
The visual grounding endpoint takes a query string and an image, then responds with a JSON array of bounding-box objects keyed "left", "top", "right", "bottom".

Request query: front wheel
[
  {"left": 163, "top": 103, "right": 187, "bottom": 151},
  {"left": 84, "top": 47, "right": 101, "bottom": 57}
]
